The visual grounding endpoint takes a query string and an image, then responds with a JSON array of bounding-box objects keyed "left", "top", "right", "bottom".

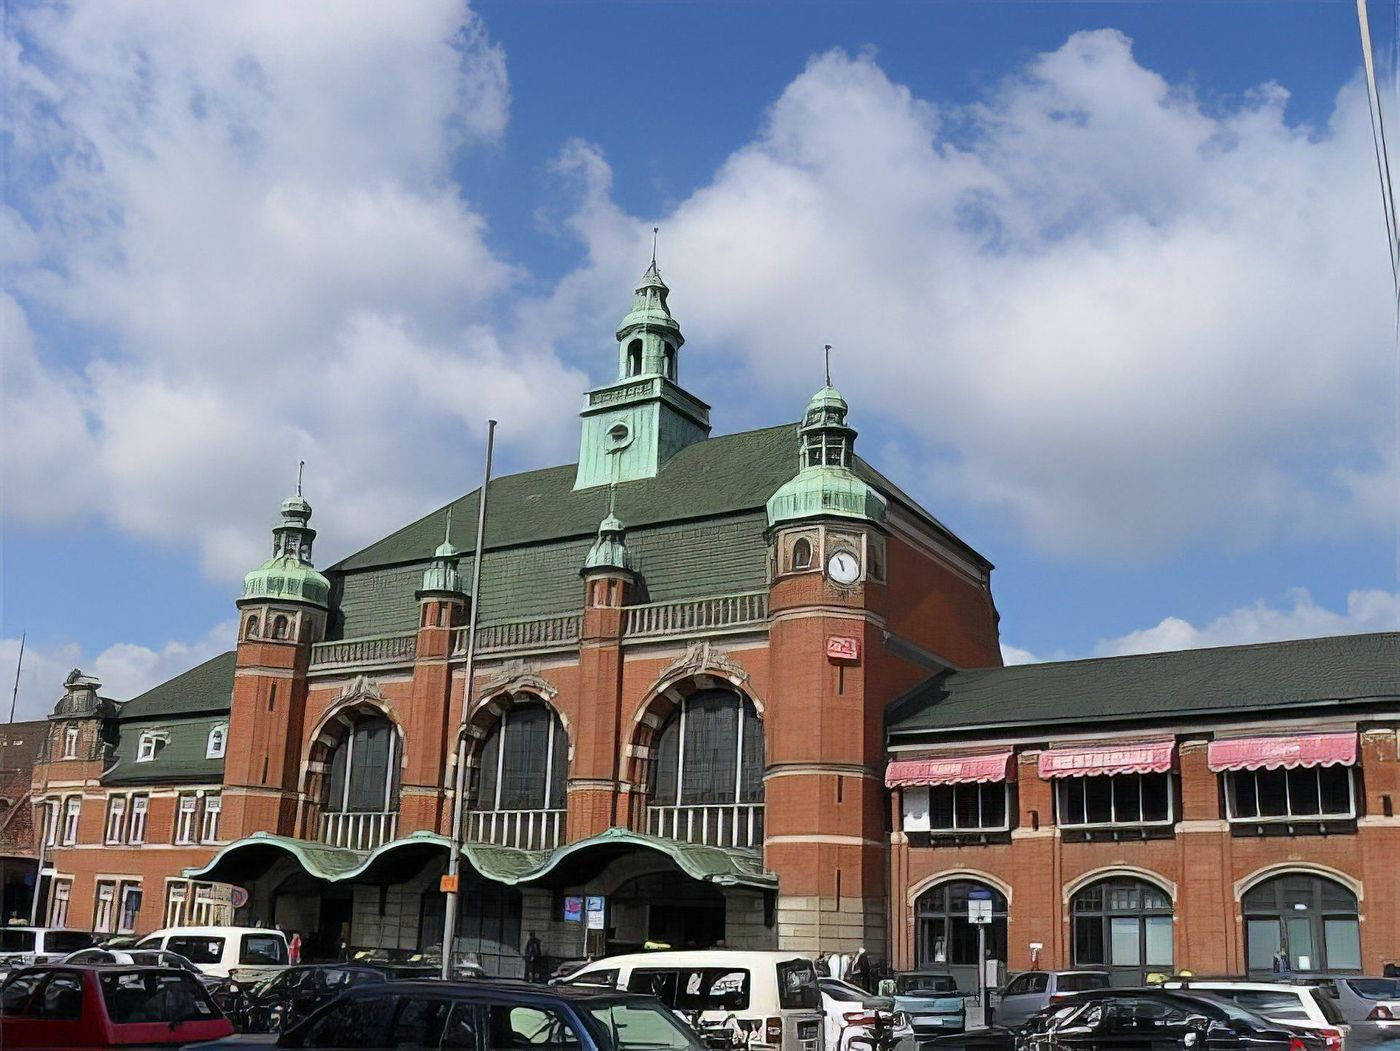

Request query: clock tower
[
  {"left": 574, "top": 256, "right": 711, "bottom": 490},
  {"left": 765, "top": 383, "right": 892, "bottom": 956}
]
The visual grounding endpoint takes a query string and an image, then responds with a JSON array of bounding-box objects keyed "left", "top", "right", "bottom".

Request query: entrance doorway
[
  {"left": 609, "top": 872, "right": 725, "bottom": 953},
  {"left": 317, "top": 891, "right": 353, "bottom": 961},
  {"left": 1070, "top": 877, "right": 1173, "bottom": 985},
  {"left": 914, "top": 879, "right": 1007, "bottom": 993},
  {"left": 1244, "top": 873, "right": 1360, "bottom": 974}
]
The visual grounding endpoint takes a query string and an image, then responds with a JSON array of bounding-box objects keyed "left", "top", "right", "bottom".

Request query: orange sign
[
  {"left": 826, "top": 635, "right": 860, "bottom": 661},
  {"left": 439, "top": 874, "right": 459, "bottom": 894}
]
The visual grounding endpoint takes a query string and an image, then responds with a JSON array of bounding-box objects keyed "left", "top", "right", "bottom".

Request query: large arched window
[
  {"left": 915, "top": 880, "right": 1007, "bottom": 988},
  {"left": 649, "top": 690, "right": 764, "bottom": 847},
  {"left": 1071, "top": 877, "right": 1173, "bottom": 984},
  {"left": 320, "top": 713, "right": 400, "bottom": 849},
  {"left": 1243, "top": 873, "right": 1361, "bottom": 974},
  {"left": 469, "top": 702, "right": 568, "bottom": 850}
]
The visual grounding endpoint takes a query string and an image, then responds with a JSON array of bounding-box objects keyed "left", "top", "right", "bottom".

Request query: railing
[
  {"left": 309, "top": 632, "right": 417, "bottom": 669},
  {"left": 623, "top": 592, "right": 769, "bottom": 639},
  {"left": 466, "top": 809, "right": 566, "bottom": 851},
  {"left": 453, "top": 614, "right": 582, "bottom": 656},
  {"left": 319, "top": 810, "right": 399, "bottom": 850},
  {"left": 647, "top": 803, "right": 764, "bottom": 849}
]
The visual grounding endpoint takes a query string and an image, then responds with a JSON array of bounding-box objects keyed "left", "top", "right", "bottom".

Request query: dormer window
[
  {"left": 137, "top": 732, "right": 159, "bottom": 763},
  {"left": 62, "top": 725, "right": 79, "bottom": 759},
  {"left": 206, "top": 725, "right": 227, "bottom": 760}
]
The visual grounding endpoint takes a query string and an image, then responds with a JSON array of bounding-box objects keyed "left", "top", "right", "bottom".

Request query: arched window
[
  {"left": 627, "top": 339, "right": 643, "bottom": 377},
  {"left": 663, "top": 342, "right": 676, "bottom": 380},
  {"left": 206, "top": 725, "right": 227, "bottom": 760},
  {"left": 245, "top": 616, "right": 260, "bottom": 639},
  {"left": 325, "top": 714, "right": 399, "bottom": 815},
  {"left": 1243, "top": 873, "right": 1360, "bottom": 974},
  {"left": 792, "top": 538, "right": 813, "bottom": 570},
  {"left": 914, "top": 880, "right": 1007, "bottom": 983},
  {"left": 474, "top": 702, "right": 568, "bottom": 813},
  {"left": 272, "top": 615, "right": 289, "bottom": 640},
  {"left": 1071, "top": 877, "right": 1173, "bottom": 984},
  {"left": 650, "top": 690, "right": 764, "bottom": 847}
]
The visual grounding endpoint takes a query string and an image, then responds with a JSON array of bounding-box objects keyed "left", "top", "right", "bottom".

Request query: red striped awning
[
  {"left": 1207, "top": 732, "right": 1356, "bottom": 773},
  {"left": 885, "top": 751, "right": 1013, "bottom": 788},
  {"left": 1038, "top": 740, "right": 1175, "bottom": 779}
]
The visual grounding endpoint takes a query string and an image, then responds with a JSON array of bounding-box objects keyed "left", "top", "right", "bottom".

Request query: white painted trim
[
  {"left": 764, "top": 834, "right": 885, "bottom": 847},
  {"left": 907, "top": 868, "right": 1013, "bottom": 906},
  {"left": 1234, "top": 862, "right": 1363, "bottom": 903},
  {"left": 1062, "top": 866, "right": 1177, "bottom": 903}
]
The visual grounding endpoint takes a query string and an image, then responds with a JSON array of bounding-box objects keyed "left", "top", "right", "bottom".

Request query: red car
[{"left": 0, "top": 964, "right": 235, "bottom": 1048}]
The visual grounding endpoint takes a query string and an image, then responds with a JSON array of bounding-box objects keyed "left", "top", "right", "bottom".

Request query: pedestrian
[
  {"left": 524, "top": 930, "right": 542, "bottom": 982},
  {"left": 289, "top": 931, "right": 302, "bottom": 965}
]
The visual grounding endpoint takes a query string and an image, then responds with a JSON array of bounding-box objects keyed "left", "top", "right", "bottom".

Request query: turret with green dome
[
  {"left": 240, "top": 466, "right": 331, "bottom": 608},
  {"left": 582, "top": 488, "right": 632, "bottom": 575},
  {"left": 767, "top": 381, "right": 888, "bottom": 527}
]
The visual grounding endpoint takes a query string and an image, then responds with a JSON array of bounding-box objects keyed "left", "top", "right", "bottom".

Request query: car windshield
[
  {"left": 1347, "top": 979, "right": 1400, "bottom": 1000},
  {"left": 99, "top": 971, "right": 221, "bottom": 1025},
  {"left": 896, "top": 975, "right": 957, "bottom": 995},
  {"left": 587, "top": 1002, "right": 703, "bottom": 1051},
  {"left": 0, "top": 930, "right": 36, "bottom": 952},
  {"left": 45, "top": 932, "right": 97, "bottom": 953}
]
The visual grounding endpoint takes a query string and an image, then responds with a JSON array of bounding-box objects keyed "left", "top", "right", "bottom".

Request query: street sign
[
  {"left": 563, "top": 896, "right": 584, "bottom": 923},
  {"left": 586, "top": 896, "right": 606, "bottom": 931},
  {"left": 968, "top": 899, "right": 993, "bottom": 925},
  {"left": 826, "top": 636, "right": 860, "bottom": 661},
  {"left": 439, "top": 875, "right": 459, "bottom": 894},
  {"left": 230, "top": 887, "right": 249, "bottom": 909}
]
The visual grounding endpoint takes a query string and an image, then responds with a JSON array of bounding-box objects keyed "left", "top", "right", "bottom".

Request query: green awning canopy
[{"left": 186, "top": 827, "right": 775, "bottom": 891}]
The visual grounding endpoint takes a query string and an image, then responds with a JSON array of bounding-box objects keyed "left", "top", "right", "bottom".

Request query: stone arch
[
  {"left": 461, "top": 670, "right": 571, "bottom": 779},
  {"left": 1063, "top": 865, "right": 1177, "bottom": 904},
  {"left": 1234, "top": 861, "right": 1364, "bottom": 903},
  {"left": 624, "top": 641, "right": 764, "bottom": 792},
  {"left": 907, "top": 867, "right": 1014, "bottom": 907},
  {"left": 301, "top": 677, "right": 405, "bottom": 820}
]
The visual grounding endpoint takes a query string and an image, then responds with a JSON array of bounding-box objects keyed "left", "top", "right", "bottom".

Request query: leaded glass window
[
  {"left": 474, "top": 702, "right": 568, "bottom": 811},
  {"left": 653, "top": 691, "right": 763, "bottom": 806}
]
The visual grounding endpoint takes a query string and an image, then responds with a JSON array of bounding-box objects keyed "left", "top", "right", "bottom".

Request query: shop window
[
  {"left": 1243, "top": 873, "right": 1360, "bottom": 974},
  {"left": 105, "top": 796, "right": 127, "bottom": 844},
  {"left": 1225, "top": 767, "right": 1355, "bottom": 822},
  {"left": 905, "top": 782, "right": 1010, "bottom": 833},
  {"left": 128, "top": 795, "right": 149, "bottom": 844},
  {"left": 1057, "top": 773, "right": 1173, "bottom": 828},
  {"left": 1071, "top": 877, "right": 1174, "bottom": 984},
  {"left": 914, "top": 880, "right": 1007, "bottom": 971},
  {"left": 474, "top": 703, "right": 567, "bottom": 812}
]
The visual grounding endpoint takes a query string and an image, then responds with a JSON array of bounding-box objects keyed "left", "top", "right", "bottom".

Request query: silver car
[{"left": 994, "top": 970, "right": 1111, "bottom": 1030}]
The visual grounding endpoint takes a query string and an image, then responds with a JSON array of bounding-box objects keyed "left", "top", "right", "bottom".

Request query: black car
[
  {"left": 927, "top": 988, "right": 1326, "bottom": 1050},
  {"left": 185, "top": 977, "right": 709, "bottom": 1051},
  {"left": 235, "top": 963, "right": 440, "bottom": 1033}
]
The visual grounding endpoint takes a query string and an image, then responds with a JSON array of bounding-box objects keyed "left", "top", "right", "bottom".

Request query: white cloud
[
  {"left": 1096, "top": 587, "right": 1400, "bottom": 656},
  {"left": 550, "top": 35, "right": 1397, "bottom": 558},
  {"left": 1000, "top": 643, "right": 1042, "bottom": 666},
  {"left": 0, "top": 621, "right": 236, "bottom": 722}
]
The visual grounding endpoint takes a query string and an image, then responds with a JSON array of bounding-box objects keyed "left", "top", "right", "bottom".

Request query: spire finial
[
  {"left": 651, "top": 226, "right": 659, "bottom": 267},
  {"left": 608, "top": 482, "right": 617, "bottom": 517},
  {"left": 296, "top": 460, "right": 305, "bottom": 497},
  {"left": 824, "top": 345, "right": 832, "bottom": 387},
  {"left": 444, "top": 506, "right": 453, "bottom": 547}
]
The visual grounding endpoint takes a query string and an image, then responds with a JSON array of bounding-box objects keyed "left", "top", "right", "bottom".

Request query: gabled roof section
[
  {"left": 331, "top": 424, "right": 989, "bottom": 574},
  {"left": 119, "top": 652, "right": 235, "bottom": 720},
  {"left": 888, "top": 632, "right": 1400, "bottom": 739},
  {"left": 103, "top": 713, "right": 227, "bottom": 786}
]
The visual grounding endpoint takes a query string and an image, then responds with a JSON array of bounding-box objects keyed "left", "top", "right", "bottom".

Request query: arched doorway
[
  {"left": 1243, "top": 873, "right": 1361, "bottom": 974},
  {"left": 1070, "top": 877, "right": 1173, "bottom": 985},
  {"left": 914, "top": 879, "right": 1007, "bottom": 992}
]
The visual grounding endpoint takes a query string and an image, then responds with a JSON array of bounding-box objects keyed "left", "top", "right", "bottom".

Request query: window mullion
[
  {"left": 675, "top": 700, "right": 687, "bottom": 806},
  {"left": 384, "top": 728, "right": 396, "bottom": 813},
  {"left": 544, "top": 714, "right": 556, "bottom": 810},
  {"left": 494, "top": 709, "right": 509, "bottom": 811},
  {"left": 342, "top": 724, "right": 355, "bottom": 812},
  {"left": 733, "top": 702, "right": 746, "bottom": 804}
]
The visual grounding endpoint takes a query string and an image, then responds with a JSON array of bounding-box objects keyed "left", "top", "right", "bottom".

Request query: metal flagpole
[
  {"left": 441, "top": 419, "right": 497, "bottom": 980},
  {"left": 9, "top": 630, "right": 25, "bottom": 723}
]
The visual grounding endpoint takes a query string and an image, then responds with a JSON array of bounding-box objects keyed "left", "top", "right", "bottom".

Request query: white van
[
  {"left": 567, "top": 950, "right": 825, "bottom": 1051},
  {"left": 134, "top": 925, "right": 288, "bottom": 981}
]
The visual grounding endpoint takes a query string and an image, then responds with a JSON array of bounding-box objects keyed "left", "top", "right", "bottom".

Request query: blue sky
[{"left": 3, "top": 1, "right": 1399, "bottom": 717}]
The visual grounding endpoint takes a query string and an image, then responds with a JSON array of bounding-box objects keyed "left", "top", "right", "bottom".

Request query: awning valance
[
  {"left": 1207, "top": 732, "right": 1356, "bottom": 773},
  {"left": 1038, "top": 740, "right": 1175, "bottom": 779},
  {"left": 885, "top": 751, "right": 1013, "bottom": 788}
]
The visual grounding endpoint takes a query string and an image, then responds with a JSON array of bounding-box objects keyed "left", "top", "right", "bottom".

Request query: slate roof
[
  {"left": 887, "top": 632, "right": 1400, "bottom": 740},
  {"left": 0, "top": 721, "right": 47, "bottom": 772},
  {"left": 103, "top": 652, "right": 233, "bottom": 786},
  {"left": 332, "top": 424, "right": 988, "bottom": 573},
  {"left": 119, "top": 652, "right": 235, "bottom": 719}
]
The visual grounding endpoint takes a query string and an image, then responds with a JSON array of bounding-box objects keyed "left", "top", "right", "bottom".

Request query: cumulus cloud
[
  {"left": 0, "top": 622, "right": 237, "bottom": 722},
  {"left": 1096, "top": 587, "right": 1400, "bottom": 656},
  {"left": 551, "top": 35, "right": 1396, "bottom": 557},
  {"left": 1000, "top": 643, "right": 1042, "bottom": 666}
]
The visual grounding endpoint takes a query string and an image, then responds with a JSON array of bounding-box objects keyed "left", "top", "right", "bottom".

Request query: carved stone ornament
[
  {"left": 337, "top": 674, "right": 388, "bottom": 706},
  {"left": 660, "top": 640, "right": 750, "bottom": 688},
  {"left": 478, "top": 659, "right": 557, "bottom": 701}
]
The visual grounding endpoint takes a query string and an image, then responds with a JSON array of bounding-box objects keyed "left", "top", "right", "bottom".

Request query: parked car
[
  {"left": 1163, "top": 979, "right": 1348, "bottom": 1050},
  {"left": 1291, "top": 976, "right": 1400, "bottom": 1026},
  {"left": 0, "top": 964, "right": 234, "bottom": 1049},
  {"left": 927, "top": 988, "right": 1327, "bottom": 1051},
  {"left": 182, "top": 977, "right": 709, "bottom": 1050},
  {"left": 889, "top": 971, "right": 966, "bottom": 1037},
  {"left": 237, "top": 962, "right": 441, "bottom": 1033},
  {"left": 0, "top": 927, "right": 98, "bottom": 972},
  {"left": 57, "top": 947, "right": 246, "bottom": 1017},
  {"left": 994, "top": 970, "right": 1110, "bottom": 1030},
  {"left": 133, "top": 925, "right": 288, "bottom": 980},
  {"left": 819, "top": 976, "right": 907, "bottom": 1051},
  {"left": 567, "top": 949, "right": 826, "bottom": 1051}
]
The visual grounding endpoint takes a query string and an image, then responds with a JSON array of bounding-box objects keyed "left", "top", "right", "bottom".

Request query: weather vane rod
[
  {"left": 296, "top": 460, "right": 305, "bottom": 497},
  {"left": 651, "top": 226, "right": 659, "bottom": 266},
  {"left": 824, "top": 344, "right": 832, "bottom": 387}
]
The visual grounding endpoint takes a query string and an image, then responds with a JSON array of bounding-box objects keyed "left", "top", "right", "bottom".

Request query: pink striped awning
[
  {"left": 885, "top": 751, "right": 1013, "bottom": 788},
  {"left": 1207, "top": 732, "right": 1357, "bottom": 773},
  {"left": 1038, "top": 740, "right": 1176, "bottom": 780}
]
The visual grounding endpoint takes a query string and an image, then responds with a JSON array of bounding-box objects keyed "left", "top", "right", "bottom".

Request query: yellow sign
[{"left": 440, "top": 875, "right": 459, "bottom": 893}]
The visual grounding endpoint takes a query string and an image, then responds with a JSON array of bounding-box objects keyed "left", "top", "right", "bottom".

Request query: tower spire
[
  {"left": 824, "top": 344, "right": 832, "bottom": 387},
  {"left": 651, "top": 226, "right": 659, "bottom": 268},
  {"left": 296, "top": 459, "right": 304, "bottom": 498}
]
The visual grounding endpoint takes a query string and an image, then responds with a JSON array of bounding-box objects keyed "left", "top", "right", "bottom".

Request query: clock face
[{"left": 827, "top": 549, "right": 861, "bottom": 585}]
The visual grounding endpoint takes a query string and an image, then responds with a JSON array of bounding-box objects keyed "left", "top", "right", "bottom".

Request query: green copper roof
[
  {"left": 887, "top": 631, "right": 1400, "bottom": 740},
  {"left": 616, "top": 260, "right": 683, "bottom": 343},
  {"left": 582, "top": 509, "right": 631, "bottom": 573},
  {"left": 242, "top": 491, "right": 330, "bottom": 608},
  {"left": 768, "top": 384, "right": 887, "bottom": 528},
  {"left": 187, "top": 827, "right": 774, "bottom": 891}
]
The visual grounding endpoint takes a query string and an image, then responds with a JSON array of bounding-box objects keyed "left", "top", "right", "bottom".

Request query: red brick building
[
  {"left": 30, "top": 259, "right": 1002, "bottom": 971},
  {"left": 885, "top": 633, "right": 1400, "bottom": 986}
]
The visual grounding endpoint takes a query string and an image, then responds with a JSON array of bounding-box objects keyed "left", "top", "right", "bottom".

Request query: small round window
[{"left": 606, "top": 421, "right": 633, "bottom": 451}]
